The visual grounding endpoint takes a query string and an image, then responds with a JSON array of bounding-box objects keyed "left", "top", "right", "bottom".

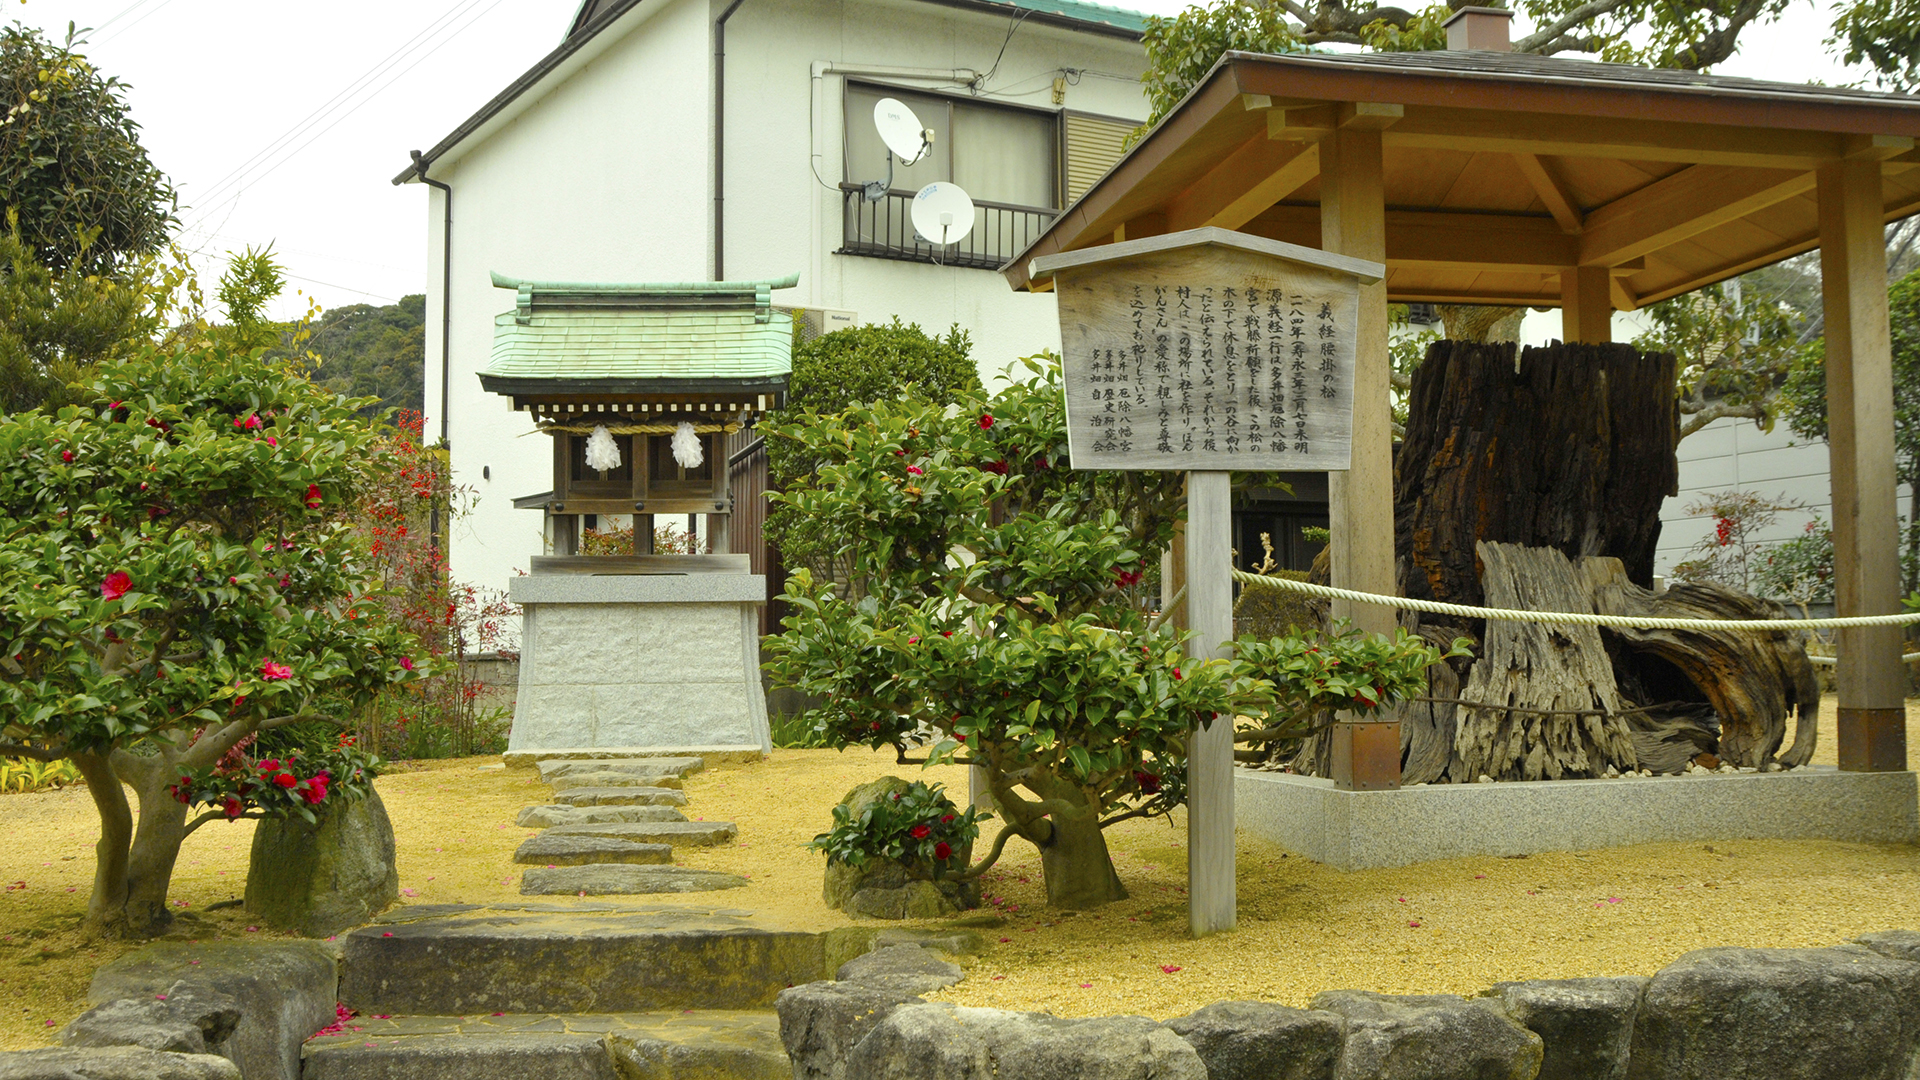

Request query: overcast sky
[{"left": 16, "top": 0, "right": 1884, "bottom": 320}]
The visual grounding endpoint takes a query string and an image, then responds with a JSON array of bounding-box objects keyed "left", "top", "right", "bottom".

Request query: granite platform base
[
  {"left": 1236, "top": 765, "right": 1920, "bottom": 870},
  {"left": 503, "top": 745, "right": 768, "bottom": 767}
]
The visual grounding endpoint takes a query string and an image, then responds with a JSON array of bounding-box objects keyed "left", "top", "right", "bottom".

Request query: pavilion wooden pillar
[
  {"left": 1560, "top": 265, "right": 1613, "bottom": 343},
  {"left": 1321, "top": 120, "right": 1401, "bottom": 790},
  {"left": 1817, "top": 156, "right": 1908, "bottom": 771}
]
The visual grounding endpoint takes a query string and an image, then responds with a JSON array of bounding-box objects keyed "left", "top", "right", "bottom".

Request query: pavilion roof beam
[
  {"left": 1385, "top": 108, "right": 1860, "bottom": 170},
  {"left": 1513, "top": 153, "right": 1584, "bottom": 235},
  {"left": 1246, "top": 206, "right": 1660, "bottom": 273},
  {"left": 1579, "top": 165, "right": 1817, "bottom": 267},
  {"left": 1163, "top": 137, "right": 1321, "bottom": 234}
]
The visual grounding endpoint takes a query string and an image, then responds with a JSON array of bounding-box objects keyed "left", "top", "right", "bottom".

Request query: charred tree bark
[{"left": 1396, "top": 340, "right": 1678, "bottom": 607}]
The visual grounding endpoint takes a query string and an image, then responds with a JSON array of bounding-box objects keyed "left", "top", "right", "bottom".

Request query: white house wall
[{"left": 422, "top": 0, "right": 1147, "bottom": 594}]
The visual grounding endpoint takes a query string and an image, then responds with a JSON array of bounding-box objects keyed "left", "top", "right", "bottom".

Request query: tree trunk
[
  {"left": 80, "top": 744, "right": 194, "bottom": 938},
  {"left": 1453, "top": 542, "right": 1639, "bottom": 781},
  {"left": 1037, "top": 798, "right": 1127, "bottom": 911},
  {"left": 1396, "top": 339, "right": 1679, "bottom": 607},
  {"left": 75, "top": 751, "right": 134, "bottom": 937}
]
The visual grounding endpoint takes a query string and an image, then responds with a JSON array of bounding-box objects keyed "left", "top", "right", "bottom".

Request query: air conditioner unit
[{"left": 778, "top": 305, "right": 858, "bottom": 343}]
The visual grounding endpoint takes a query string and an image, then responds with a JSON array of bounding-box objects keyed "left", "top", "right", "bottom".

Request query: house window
[{"left": 840, "top": 83, "right": 1060, "bottom": 270}]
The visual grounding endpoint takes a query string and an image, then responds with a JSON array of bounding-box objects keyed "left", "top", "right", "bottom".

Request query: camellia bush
[
  {"left": 809, "top": 779, "right": 986, "bottom": 881},
  {"left": 765, "top": 358, "right": 1455, "bottom": 909},
  {"left": 0, "top": 342, "right": 422, "bottom": 936}
]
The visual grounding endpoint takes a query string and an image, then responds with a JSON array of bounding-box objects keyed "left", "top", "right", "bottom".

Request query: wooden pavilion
[{"left": 1006, "top": 11, "right": 1920, "bottom": 794}]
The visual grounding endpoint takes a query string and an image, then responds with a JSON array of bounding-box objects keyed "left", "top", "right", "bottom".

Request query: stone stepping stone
[
  {"left": 513, "top": 833, "right": 672, "bottom": 867},
  {"left": 303, "top": 1009, "right": 788, "bottom": 1080},
  {"left": 515, "top": 804, "right": 687, "bottom": 829},
  {"left": 539, "top": 757, "right": 704, "bottom": 782},
  {"left": 338, "top": 909, "right": 823, "bottom": 1014},
  {"left": 520, "top": 865, "right": 749, "bottom": 896},
  {"left": 541, "top": 821, "right": 738, "bottom": 847},
  {"left": 548, "top": 770, "right": 700, "bottom": 793},
  {"left": 552, "top": 786, "right": 685, "bottom": 807}
]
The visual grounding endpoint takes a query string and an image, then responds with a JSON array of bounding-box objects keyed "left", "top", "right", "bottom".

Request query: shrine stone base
[
  {"left": 1236, "top": 765, "right": 1918, "bottom": 871},
  {"left": 506, "top": 574, "right": 771, "bottom": 756}
]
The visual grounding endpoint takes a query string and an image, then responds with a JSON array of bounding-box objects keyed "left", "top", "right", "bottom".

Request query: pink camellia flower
[
  {"left": 260, "top": 659, "right": 293, "bottom": 681},
  {"left": 100, "top": 572, "right": 132, "bottom": 600},
  {"left": 399, "top": 656, "right": 416, "bottom": 672},
  {"left": 906, "top": 465, "right": 923, "bottom": 476},
  {"left": 979, "top": 414, "right": 994, "bottom": 430},
  {"left": 304, "top": 484, "right": 323, "bottom": 509},
  {"left": 235, "top": 414, "right": 261, "bottom": 431},
  {"left": 906, "top": 636, "right": 919, "bottom": 645},
  {"left": 264, "top": 436, "right": 277, "bottom": 448}
]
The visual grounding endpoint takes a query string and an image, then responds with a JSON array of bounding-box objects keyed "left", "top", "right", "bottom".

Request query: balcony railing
[{"left": 837, "top": 184, "right": 1057, "bottom": 271}]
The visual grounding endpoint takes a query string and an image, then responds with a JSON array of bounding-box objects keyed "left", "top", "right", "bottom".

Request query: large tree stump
[
  {"left": 1453, "top": 543, "right": 1639, "bottom": 781},
  {"left": 1395, "top": 340, "right": 1678, "bottom": 606}
]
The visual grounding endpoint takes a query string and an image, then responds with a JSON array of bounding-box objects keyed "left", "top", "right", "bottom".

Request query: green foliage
[
  {"left": 1235, "top": 624, "right": 1467, "bottom": 742},
  {"left": 0, "top": 755, "right": 79, "bottom": 792},
  {"left": 1634, "top": 276, "right": 1815, "bottom": 439},
  {"left": 0, "top": 24, "right": 175, "bottom": 275},
  {"left": 770, "top": 710, "right": 832, "bottom": 749},
  {"left": 1830, "top": 0, "right": 1920, "bottom": 90},
  {"left": 0, "top": 227, "right": 164, "bottom": 413},
  {"left": 767, "top": 319, "right": 978, "bottom": 567},
  {"left": 1754, "top": 517, "right": 1835, "bottom": 615},
  {"left": 1138, "top": 3, "right": 1303, "bottom": 136},
  {"left": 1668, "top": 489, "right": 1808, "bottom": 593},
  {"left": 809, "top": 780, "right": 985, "bottom": 876},
  {"left": 287, "top": 295, "right": 426, "bottom": 417}
]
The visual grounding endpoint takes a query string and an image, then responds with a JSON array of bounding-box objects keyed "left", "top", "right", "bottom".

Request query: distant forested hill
[{"left": 297, "top": 294, "right": 426, "bottom": 416}]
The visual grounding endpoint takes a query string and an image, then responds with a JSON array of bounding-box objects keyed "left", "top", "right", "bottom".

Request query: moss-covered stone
[
  {"left": 243, "top": 789, "right": 399, "bottom": 938},
  {"left": 820, "top": 778, "right": 974, "bottom": 920}
]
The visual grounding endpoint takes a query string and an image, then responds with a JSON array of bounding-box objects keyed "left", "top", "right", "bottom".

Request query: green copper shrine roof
[{"left": 479, "top": 272, "right": 798, "bottom": 394}]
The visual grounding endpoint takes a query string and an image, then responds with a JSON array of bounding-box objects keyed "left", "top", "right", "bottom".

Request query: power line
[
  {"left": 96, "top": 0, "right": 180, "bottom": 45},
  {"left": 178, "top": 0, "right": 510, "bottom": 236}
]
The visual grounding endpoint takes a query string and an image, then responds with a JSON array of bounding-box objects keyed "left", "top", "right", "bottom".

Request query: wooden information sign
[
  {"left": 1038, "top": 229, "right": 1379, "bottom": 473},
  {"left": 1031, "top": 228, "right": 1382, "bottom": 938}
]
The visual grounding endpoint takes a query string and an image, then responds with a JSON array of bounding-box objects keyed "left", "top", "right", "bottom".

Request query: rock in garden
[
  {"left": 0, "top": 1047, "right": 241, "bottom": 1080},
  {"left": 243, "top": 788, "right": 399, "bottom": 938},
  {"left": 514, "top": 803, "right": 688, "bottom": 828},
  {"left": 1482, "top": 977, "right": 1645, "bottom": 1080},
  {"left": 606, "top": 1030, "right": 790, "bottom": 1080},
  {"left": 1310, "top": 990, "right": 1543, "bottom": 1080},
  {"left": 537, "top": 756, "right": 705, "bottom": 781},
  {"left": 1165, "top": 1001, "right": 1346, "bottom": 1080},
  {"left": 301, "top": 1032, "right": 616, "bottom": 1080},
  {"left": 519, "top": 864, "right": 748, "bottom": 895},
  {"left": 777, "top": 979, "right": 930, "bottom": 1080},
  {"left": 1628, "top": 946, "right": 1920, "bottom": 1080},
  {"left": 60, "top": 981, "right": 241, "bottom": 1056},
  {"left": 87, "top": 940, "right": 334, "bottom": 1080},
  {"left": 1854, "top": 928, "right": 1920, "bottom": 964},
  {"left": 552, "top": 785, "right": 686, "bottom": 806},
  {"left": 843, "top": 1003, "right": 1208, "bottom": 1080},
  {"left": 542, "top": 820, "right": 737, "bottom": 846},
  {"left": 835, "top": 945, "right": 963, "bottom": 991},
  {"left": 821, "top": 777, "right": 975, "bottom": 919},
  {"left": 849, "top": 880, "right": 972, "bottom": 920},
  {"left": 512, "top": 833, "right": 673, "bottom": 866}
]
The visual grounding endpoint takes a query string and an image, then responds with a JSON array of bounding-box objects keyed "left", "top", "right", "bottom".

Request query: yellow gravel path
[{"left": 1, "top": 696, "right": 1915, "bottom": 1049}]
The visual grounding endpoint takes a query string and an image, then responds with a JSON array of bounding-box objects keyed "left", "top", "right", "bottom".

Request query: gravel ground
[{"left": 2, "top": 695, "right": 1915, "bottom": 1048}]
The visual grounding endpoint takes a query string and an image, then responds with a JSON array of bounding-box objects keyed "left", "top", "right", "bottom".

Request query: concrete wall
[{"left": 421, "top": 0, "right": 1147, "bottom": 595}]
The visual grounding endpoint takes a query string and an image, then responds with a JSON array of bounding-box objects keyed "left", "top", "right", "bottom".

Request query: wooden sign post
[{"left": 1031, "top": 228, "right": 1382, "bottom": 937}]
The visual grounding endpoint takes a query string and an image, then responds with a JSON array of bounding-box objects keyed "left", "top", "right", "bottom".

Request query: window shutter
[{"left": 1063, "top": 113, "right": 1136, "bottom": 204}]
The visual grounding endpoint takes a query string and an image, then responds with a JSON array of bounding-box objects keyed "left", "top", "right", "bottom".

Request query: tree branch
[
  {"left": 1512, "top": 0, "right": 1630, "bottom": 53},
  {"left": 943, "top": 824, "right": 1017, "bottom": 882},
  {"left": 0, "top": 741, "right": 65, "bottom": 762},
  {"left": 182, "top": 809, "right": 264, "bottom": 838},
  {"left": 1679, "top": 400, "right": 1768, "bottom": 440}
]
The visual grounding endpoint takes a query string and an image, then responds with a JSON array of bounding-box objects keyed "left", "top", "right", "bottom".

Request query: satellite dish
[
  {"left": 873, "top": 98, "right": 930, "bottom": 164},
  {"left": 911, "top": 182, "right": 976, "bottom": 247}
]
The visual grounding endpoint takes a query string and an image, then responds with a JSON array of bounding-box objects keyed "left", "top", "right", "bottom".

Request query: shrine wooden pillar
[
  {"left": 1560, "top": 265, "right": 1613, "bottom": 344},
  {"left": 1817, "top": 154, "right": 1908, "bottom": 771},
  {"left": 1321, "top": 117, "right": 1401, "bottom": 791}
]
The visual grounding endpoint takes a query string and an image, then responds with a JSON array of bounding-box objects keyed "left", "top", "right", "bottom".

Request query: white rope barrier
[
  {"left": 1807, "top": 653, "right": 1920, "bottom": 665},
  {"left": 1231, "top": 570, "right": 1920, "bottom": 632}
]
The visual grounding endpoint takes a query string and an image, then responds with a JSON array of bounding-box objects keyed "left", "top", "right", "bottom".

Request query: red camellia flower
[
  {"left": 260, "top": 659, "right": 293, "bottom": 681},
  {"left": 941, "top": 814, "right": 956, "bottom": 824},
  {"left": 1135, "top": 770, "right": 1163, "bottom": 794},
  {"left": 1034, "top": 455, "right": 1049, "bottom": 470},
  {"left": 982, "top": 460, "right": 1009, "bottom": 476},
  {"left": 222, "top": 797, "right": 243, "bottom": 820},
  {"left": 100, "top": 571, "right": 132, "bottom": 600},
  {"left": 978, "top": 414, "right": 993, "bottom": 430},
  {"left": 1172, "top": 668, "right": 1183, "bottom": 680},
  {"left": 1113, "top": 568, "right": 1143, "bottom": 588},
  {"left": 907, "top": 636, "right": 920, "bottom": 645},
  {"left": 259, "top": 759, "right": 281, "bottom": 771},
  {"left": 273, "top": 772, "right": 297, "bottom": 788},
  {"left": 304, "top": 484, "right": 323, "bottom": 509},
  {"left": 399, "top": 656, "right": 416, "bottom": 672},
  {"left": 910, "top": 824, "right": 932, "bottom": 839},
  {"left": 235, "top": 414, "right": 262, "bottom": 431},
  {"left": 934, "top": 842, "right": 952, "bottom": 860},
  {"left": 906, "top": 465, "right": 923, "bottom": 476},
  {"left": 60, "top": 449, "right": 73, "bottom": 463},
  {"left": 264, "top": 436, "right": 277, "bottom": 448}
]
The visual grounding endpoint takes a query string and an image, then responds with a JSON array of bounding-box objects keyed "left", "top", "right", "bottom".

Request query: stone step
[
  {"left": 547, "top": 770, "right": 703, "bottom": 793},
  {"left": 541, "top": 821, "right": 737, "bottom": 847},
  {"left": 520, "top": 865, "right": 748, "bottom": 896},
  {"left": 538, "top": 757, "right": 705, "bottom": 783},
  {"left": 339, "top": 904, "right": 827, "bottom": 1015},
  {"left": 552, "top": 786, "right": 686, "bottom": 806},
  {"left": 301, "top": 1008, "right": 788, "bottom": 1080},
  {"left": 513, "top": 834, "right": 673, "bottom": 867},
  {"left": 514, "top": 804, "right": 688, "bottom": 829}
]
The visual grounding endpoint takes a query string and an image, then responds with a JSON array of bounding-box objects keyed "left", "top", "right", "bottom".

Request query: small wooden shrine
[{"left": 481, "top": 271, "right": 796, "bottom": 557}]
